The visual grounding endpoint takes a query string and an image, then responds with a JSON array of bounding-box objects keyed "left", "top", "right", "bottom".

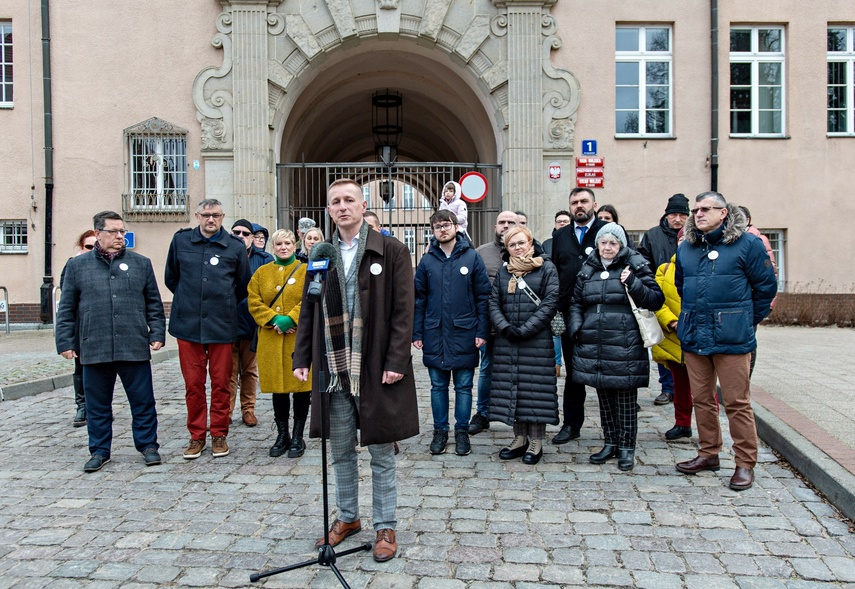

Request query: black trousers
[
  {"left": 271, "top": 392, "right": 310, "bottom": 423},
  {"left": 560, "top": 330, "right": 587, "bottom": 430}
]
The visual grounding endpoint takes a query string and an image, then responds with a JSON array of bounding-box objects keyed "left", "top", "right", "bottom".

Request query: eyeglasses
[
  {"left": 199, "top": 213, "right": 225, "bottom": 219},
  {"left": 233, "top": 230, "right": 252, "bottom": 237},
  {"left": 432, "top": 222, "right": 455, "bottom": 232},
  {"left": 99, "top": 229, "right": 128, "bottom": 236},
  {"left": 507, "top": 240, "right": 530, "bottom": 250},
  {"left": 83, "top": 244, "right": 95, "bottom": 250},
  {"left": 691, "top": 206, "right": 725, "bottom": 215}
]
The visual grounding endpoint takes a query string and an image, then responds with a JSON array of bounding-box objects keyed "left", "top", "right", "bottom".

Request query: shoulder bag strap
[
  {"left": 515, "top": 275, "right": 542, "bottom": 306},
  {"left": 267, "top": 262, "right": 302, "bottom": 308}
]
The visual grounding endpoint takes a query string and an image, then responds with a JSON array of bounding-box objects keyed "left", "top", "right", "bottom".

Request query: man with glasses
[
  {"left": 56, "top": 211, "right": 165, "bottom": 472},
  {"left": 469, "top": 210, "right": 519, "bottom": 435},
  {"left": 414, "top": 210, "right": 491, "bottom": 456},
  {"left": 165, "top": 199, "right": 250, "bottom": 460},
  {"left": 674, "top": 192, "right": 777, "bottom": 491},
  {"left": 550, "top": 188, "right": 608, "bottom": 444},
  {"left": 228, "top": 219, "right": 274, "bottom": 427}
]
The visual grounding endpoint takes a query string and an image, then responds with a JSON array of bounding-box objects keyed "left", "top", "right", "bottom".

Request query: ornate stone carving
[
  {"left": 326, "top": 0, "right": 358, "bottom": 39},
  {"left": 286, "top": 15, "right": 322, "bottom": 59},
  {"left": 123, "top": 117, "right": 188, "bottom": 135},
  {"left": 267, "top": 12, "right": 285, "bottom": 36},
  {"left": 377, "top": 0, "right": 399, "bottom": 9},
  {"left": 454, "top": 15, "right": 491, "bottom": 62},
  {"left": 419, "top": 0, "right": 453, "bottom": 40},
  {"left": 490, "top": 14, "right": 508, "bottom": 37},
  {"left": 542, "top": 30, "right": 581, "bottom": 151},
  {"left": 193, "top": 28, "right": 235, "bottom": 151}
]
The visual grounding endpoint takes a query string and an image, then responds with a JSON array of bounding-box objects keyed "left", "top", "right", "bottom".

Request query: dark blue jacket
[
  {"left": 675, "top": 204, "right": 777, "bottom": 356},
  {"left": 164, "top": 226, "right": 250, "bottom": 344},
  {"left": 237, "top": 246, "right": 275, "bottom": 340},
  {"left": 56, "top": 248, "right": 165, "bottom": 365},
  {"left": 413, "top": 234, "right": 491, "bottom": 370}
]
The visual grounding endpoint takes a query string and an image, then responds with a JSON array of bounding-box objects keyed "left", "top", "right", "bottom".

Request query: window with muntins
[
  {"left": 763, "top": 229, "right": 786, "bottom": 291},
  {"left": 123, "top": 117, "right": 188, "bottom": 215},
  {"left": 730, "top": 27, "right": 786, "bottom": 136},
  {"left": 402, "top": 185, "right": 415, "bottom": 210},
  {"left": 1, "top": 22, "right": 12, "bottom": 107},
  {"left": 828, "top": 26, "right": 855, "bottom": 135},
  {"left": 615, "top": 26, "right": 672, "bottom": 137},
  {"left": 1, "top": 220, "right": 27, "bottom": 253},
  {"left": 403, "top": 228, "right": 415, "bottom": 255}
]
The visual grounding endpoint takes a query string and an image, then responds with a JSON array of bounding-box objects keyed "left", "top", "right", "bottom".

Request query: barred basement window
[
  {"left": 123, "top": 117, "right": 188, "bottom": 215},
  {"left": 0, "top": 220, "right": 27, "bottom": 253}
]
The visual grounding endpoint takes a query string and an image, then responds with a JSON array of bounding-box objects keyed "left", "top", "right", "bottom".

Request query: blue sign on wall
[
  {"left": 581, "top": 140, "right": 598, "bottom": 156},
  {"left": 124, "top": 232, "right": 135, "bottom": 249}
]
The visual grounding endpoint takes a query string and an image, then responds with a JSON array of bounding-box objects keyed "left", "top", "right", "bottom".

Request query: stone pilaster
[{"left": 228, "top": 1, "right": 276, "bottom": 228}]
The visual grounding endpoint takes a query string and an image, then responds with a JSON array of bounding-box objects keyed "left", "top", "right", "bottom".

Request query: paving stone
[
  {"left": 632, "top": 571, "right": 683, "bottom": 589},
  {"left": 585, "top": 566, "right": 633, "bottom": 586}
]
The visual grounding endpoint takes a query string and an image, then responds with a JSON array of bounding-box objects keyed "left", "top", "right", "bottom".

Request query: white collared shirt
[
  {"left": 575, "top": 218, "right": 595, "bottom": 242},
  {"left": 338, "top": 233, "right": 360, "bottom": 275}
]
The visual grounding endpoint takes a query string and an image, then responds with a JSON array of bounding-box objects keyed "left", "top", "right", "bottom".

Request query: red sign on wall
[
  {"left": 576, "top": 177, "right": 604, "bottom": 188},
  {"left": 576, "top": 157, "right": 605, "bottom": 167},
  {"left": 576, "top": 168, "right": 604, "bottom": 178}
]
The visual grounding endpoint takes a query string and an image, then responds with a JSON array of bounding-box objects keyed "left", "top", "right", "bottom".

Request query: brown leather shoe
[
  {"left": 729, "top": 466, "right": 755, "bottom": 491},
  {"left": 373, "top": 528, "right": 397, "bottom": 562},
  {"left": 676, "top": 454, "right": 720, "bottom": 474},
  {"left": 242, "top": 410, "right": 257, "bottom": 427},
  {"left": 314, "top": 518, "right": 362, "bottom": 549}
]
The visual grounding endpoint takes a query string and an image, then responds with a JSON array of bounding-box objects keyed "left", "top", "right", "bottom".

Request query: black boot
[
  {"left": 72, "top": 372, "right": 86, "bottom": 427},
  {"left": 269, "top": 420, "right": 291, "bottom": 457},
  {"left": 618, "top": 449, "right": 635, "bottom": 471},
  {"left": 589, "top": 444, "right": 617, "bottom": 464},
  {"left": 287, "top": 419, "right": 306, "bottom": 458}
]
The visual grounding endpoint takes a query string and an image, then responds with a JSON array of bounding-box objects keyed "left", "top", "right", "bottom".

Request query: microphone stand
[{"left": 251, "top": 274, "right": 371, "bottom": 587}]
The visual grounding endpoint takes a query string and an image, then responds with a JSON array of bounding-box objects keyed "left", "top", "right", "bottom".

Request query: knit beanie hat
[
  {"left": 231, "top": 219, "right": 254, "bottom": 233},
  {"left": 298, "top": 217, "right": 316, "bottom": 234},
  {"left": 595, "top": 222, "right": 627, "bottom": 248},
  {"left": 665, "top": 193, "right": 690, "bottom": 215}
]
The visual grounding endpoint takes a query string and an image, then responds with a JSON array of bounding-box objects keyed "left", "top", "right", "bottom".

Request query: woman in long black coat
[
  {"left": 489, "top": 226, "right": 559, "bottom": 464},
  {"left": 570, "top": 223, "right": 664, "bottom": 471}
]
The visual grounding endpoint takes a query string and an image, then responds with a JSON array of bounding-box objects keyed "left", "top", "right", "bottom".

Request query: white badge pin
[
  {"left": 287, "top": 278, "right": 296, "bottom": 285},
  {"left": 460, "top": 266, "right": 469, "bottom": 275},
  {"left": 119, "top": 263, "right": 129, "bottom": 271},
  {"left": 517, "top": 278, "right": 528, "bottom": 290},
  {"left": 210, "top": 256, "right": 219, "bottom": 266},
  {"left": 600, "top": 271, "right": 610, "bottom": 280},
  {"left": 370, "top": 263, "right": 383, "bottom": 275},
  {"left": 585, "top": 247, "right": 594, "bottom": 255},
  {"left": 708, "top": 250, "right": 719, "bottom": 260}
]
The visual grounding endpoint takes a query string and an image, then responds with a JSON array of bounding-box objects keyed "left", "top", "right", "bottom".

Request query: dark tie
[{"left": 578, "top": 225, "right": 587, "bottom": 244}]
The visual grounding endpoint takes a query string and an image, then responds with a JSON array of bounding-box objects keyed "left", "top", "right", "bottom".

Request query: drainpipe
[
  {"left": 39, "top": 0, "right": 54, "bottom": 323},
  {"left": 710, "top": 0, "right": 719, "bottom": 192}
]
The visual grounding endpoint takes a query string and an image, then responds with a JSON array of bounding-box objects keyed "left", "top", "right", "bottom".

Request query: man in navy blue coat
[
  {"left": 413, "top": 210, "right": 491, "bottom": 457},
  {"left": 165, "top": 199, "right": 250, "bottom": 460},
  {"left": 674, "top": 192, "right": 777, "bottom": 491},
  {"left": 56, "top": 211, "right": 165, "bottom": 473}
]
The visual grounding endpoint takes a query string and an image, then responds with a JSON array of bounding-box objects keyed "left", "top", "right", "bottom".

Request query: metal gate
[{"left": 276, "top": 162, "right": 502, "bottom": 265}]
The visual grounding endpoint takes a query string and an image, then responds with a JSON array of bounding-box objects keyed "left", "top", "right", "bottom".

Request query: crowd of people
[{"left": 55, "top": 182, "right": 778, "bottom": 562}]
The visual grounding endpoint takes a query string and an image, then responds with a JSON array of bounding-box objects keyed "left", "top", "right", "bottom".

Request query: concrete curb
[
  {"left": 754, "top": 401, "right": 855, "bottom": 522},
  {"left": 0, "top": 348, "right": 179, "bottom": 402}
]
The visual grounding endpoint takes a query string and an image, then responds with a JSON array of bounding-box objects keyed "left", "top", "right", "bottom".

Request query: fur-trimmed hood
[{"left": 683, "top": 203, "right": 747, "bottom": 245}]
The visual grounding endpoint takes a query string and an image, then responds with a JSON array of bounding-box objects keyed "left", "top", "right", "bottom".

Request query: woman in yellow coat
[
  {"left": 652, "top": 229, "right": 696, "bottom": 441},
  {"left": 248, "top": 229, "right": 312, "bottom": 458}
]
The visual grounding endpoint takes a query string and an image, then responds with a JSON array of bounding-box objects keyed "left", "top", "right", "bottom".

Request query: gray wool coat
[{"left": 55, "top": 249, "right": 166, "bottom": 365}]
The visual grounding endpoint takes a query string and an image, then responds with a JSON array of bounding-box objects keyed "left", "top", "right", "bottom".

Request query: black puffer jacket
[
  {"left": 569, "top": 248, "right": 664, "bottom": 390},
  {"left": 488, "top": 260, "right": 560, "bottom": 426}
]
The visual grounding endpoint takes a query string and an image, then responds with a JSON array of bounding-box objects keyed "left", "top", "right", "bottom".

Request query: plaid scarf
[
  {"left": 94, "top": 241, "right": 124, "bottom": 262},
  {"left": 323, "top": 222, "right": 369, "bottom": 396}
]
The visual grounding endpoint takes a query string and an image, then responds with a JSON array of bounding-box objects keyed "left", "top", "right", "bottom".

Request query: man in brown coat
[{"left": 293, "top": 178, "right": 418, "bottom": 563}]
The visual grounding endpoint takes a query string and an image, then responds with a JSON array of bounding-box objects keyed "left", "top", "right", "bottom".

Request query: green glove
[{"left": 271, "top": 315, "right": 295, "bottom": 332}]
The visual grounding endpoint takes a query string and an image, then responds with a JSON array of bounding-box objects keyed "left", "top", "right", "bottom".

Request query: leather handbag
[{"left": 624, "top": 282, "right": 664, "bottom": 348}]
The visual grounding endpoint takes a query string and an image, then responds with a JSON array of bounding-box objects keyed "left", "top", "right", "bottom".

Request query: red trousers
[
  {"left": 177, "top": 339, "right": 233, "bottom": 440},
  {"left": 668, "top": 361, "right": 695, "bottom": 428}
]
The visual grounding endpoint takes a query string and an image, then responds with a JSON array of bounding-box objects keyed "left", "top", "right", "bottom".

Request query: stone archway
[{"left": 192, "top": 0, "right": 580, "bottom": 232}]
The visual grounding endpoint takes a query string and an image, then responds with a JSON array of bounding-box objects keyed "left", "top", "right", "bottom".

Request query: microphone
[{"left": 306, "top": 242, "right": 338, "bottom": 302}]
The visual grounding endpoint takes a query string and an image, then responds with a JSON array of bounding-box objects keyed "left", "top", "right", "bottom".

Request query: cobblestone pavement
[{"left": 2, "top": 349, "right": 855, "bottom": 588}]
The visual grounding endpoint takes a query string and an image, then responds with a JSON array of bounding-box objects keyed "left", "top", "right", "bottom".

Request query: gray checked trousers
[{"left": 328, "top": 388, "right": 397, "bottom": 531}]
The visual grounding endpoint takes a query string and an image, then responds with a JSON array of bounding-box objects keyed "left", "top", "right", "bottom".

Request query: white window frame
[
  {"left": 362, "top": 184, "right": 371, "bottom": 201},
  {"left": 422, "top": 227, "right": 431, "bottom": 249},
  {"left": 402, "top": 184, "right": 415, "bottom": 210},
  {"left": 729, "top": 26, "right": 786, "bottom": 137},
  {"left": 762, "top": 229, "right": 786, "bottom": 291},
  {"left": 615, "top": 25, "right": 673, "bottom": 138},
  {"left": 827, "top": 26, "right": 855, "bottom": 136},
  {"left": 0, "top": 21, "right": 12, "bottom": 107},
  {"left": 123, "top": 117, "right": 189, "bottom": 214},
  {"left": 403, "top": 228, "right": 415, "bottom": 255},
  {"left": 0, "top": 220, "right": 27, "bottom": 253}
]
